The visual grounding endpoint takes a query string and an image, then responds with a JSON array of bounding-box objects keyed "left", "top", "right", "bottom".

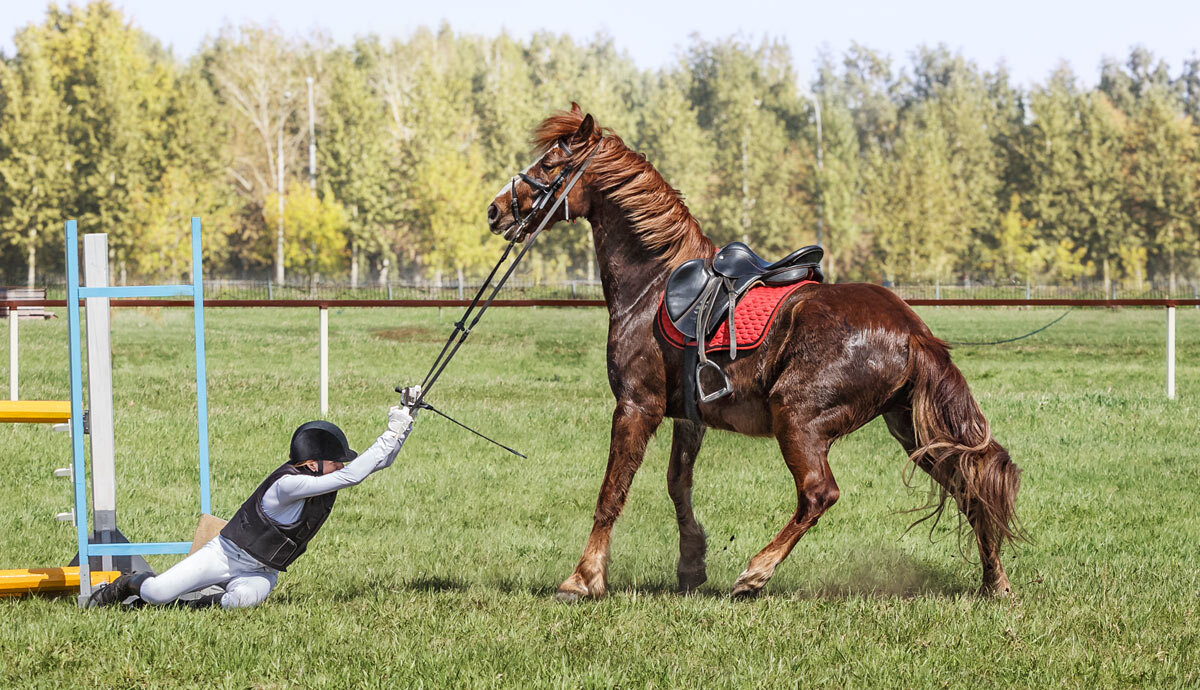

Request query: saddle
[{"left": 662, "top": 242, "right": 824, "bottom": 421}]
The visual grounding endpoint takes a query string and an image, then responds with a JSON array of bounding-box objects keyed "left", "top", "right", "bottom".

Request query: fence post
[
  {"left": 1167, "top": 306, "right": 1176, "bottom": 400},
  {"left": 1193, "top": 283, "right": 1197, "bottom": 310},
  {"left": 8, "top": 305, "right": 17, "bottom": 401},
  {"left": 319, "top": 306, "right": 329, "bottom": 416},
  {"left": 83, "top": 233, "right": 119, "bottom": 573},
  {"left": 267, "top": 279, "right": 273, "bottom": 300},
  {"left": 387, "top": 283, "right": 393, "bottom": 300}
]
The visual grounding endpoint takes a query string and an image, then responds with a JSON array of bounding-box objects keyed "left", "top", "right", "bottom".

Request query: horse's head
[{"left": 487, "top": 103, "right": 600, "bottom": 242}]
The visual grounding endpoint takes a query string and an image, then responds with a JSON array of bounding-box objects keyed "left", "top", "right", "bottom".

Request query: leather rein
[{"left": 400, "top": 139, "right": 603, "bottom": 458}]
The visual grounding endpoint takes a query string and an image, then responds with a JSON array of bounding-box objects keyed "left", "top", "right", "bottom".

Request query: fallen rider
[{"left": 88, "top": 393, "right": 417, "bottom": 609}]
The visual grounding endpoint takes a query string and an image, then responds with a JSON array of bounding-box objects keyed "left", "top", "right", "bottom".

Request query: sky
[{"left": 3, "top": 0, "right": 1198, "bottom": 88}]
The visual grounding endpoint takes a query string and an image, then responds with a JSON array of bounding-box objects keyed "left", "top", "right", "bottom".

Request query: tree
[
  {"left": 909, "top": 45, "right": 1005, "bottom": 280},
  {"left": 636, "top": 68, "right": 715, "bottom": 229},
  {"left": 810, "top": 55, "right": 865, "bottom": 282},
  {"left": 1023, "top": 65, "right": 1094, "bottom": 282},
  {"left": 1074, "top": 92, "right": 1129, "bottom": 291},
  {"left": 377, "top": 25, "right": 492, "bottom": 282},
  {"left": 319, "top": 42, "right": 398, "bottom": 286},
  {"left": 687, "top": 37, "right": 809, "bottom": 254},
  {"left": 263, "top": 181, "right": 349, "bottom": 278},
  {"left": 0, "top": 24, "right": 72, "bottom": 285},
  {"left": 201, "top": 23, "right": 310, "bottom": 282},
  {"left": 861, "top": 109, "right": 957, "bottom": 283},
  {"left": 983, "top": 193, "right": 1056, "bottom": 283},
  {"left": 30, "top": 2, "right": 178, "bottom": 283},
  {"left": 1124, "top": 84, "right": 1198, "bottom": 291}
]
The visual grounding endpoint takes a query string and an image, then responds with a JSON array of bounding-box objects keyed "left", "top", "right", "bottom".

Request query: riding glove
[{"left": 388, "top": 405, "right": 413, "bottom": 436}]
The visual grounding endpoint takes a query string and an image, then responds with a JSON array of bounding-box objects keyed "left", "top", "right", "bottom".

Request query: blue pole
[
  {"left": 64, "top": 220, "right": 91, "bottom": 603},
  {"left": 191, "top": 217, "right": 211, "bottom": 515}
]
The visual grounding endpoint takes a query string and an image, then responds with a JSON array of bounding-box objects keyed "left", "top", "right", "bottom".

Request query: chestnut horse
[{"left": 487, "top": 104, "right": 1023, "bottom": 601}]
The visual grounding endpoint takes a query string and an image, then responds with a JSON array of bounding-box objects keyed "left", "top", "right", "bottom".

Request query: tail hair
[{"left": 904, "top": 333, "right": 1026, "bottom": 550}]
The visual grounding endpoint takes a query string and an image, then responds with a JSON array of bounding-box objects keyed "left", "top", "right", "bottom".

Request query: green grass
[{"left": 0, "top": 304, "right": 1197, "bottom": 688}]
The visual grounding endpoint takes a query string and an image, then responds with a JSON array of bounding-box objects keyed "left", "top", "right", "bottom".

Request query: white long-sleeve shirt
[{"left": 261, "top": 424, "right": 410, "bottom": 525}]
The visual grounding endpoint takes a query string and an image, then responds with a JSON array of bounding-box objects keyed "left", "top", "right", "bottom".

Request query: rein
[{"left": 399, "top": 140, "right": 602, "bottom": 458}]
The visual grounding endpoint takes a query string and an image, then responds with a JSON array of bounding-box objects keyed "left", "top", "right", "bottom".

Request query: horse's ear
[
  {"left": 570, "top": 102, "right": 583, "bottom": 115},
  {"left": 574, "top": 113, "right": 595, "bottom": 141}
]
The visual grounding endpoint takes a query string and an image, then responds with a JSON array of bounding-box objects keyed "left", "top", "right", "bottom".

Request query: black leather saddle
[{"left": 662, "top": 242, "right": 823, "bottom": 420}]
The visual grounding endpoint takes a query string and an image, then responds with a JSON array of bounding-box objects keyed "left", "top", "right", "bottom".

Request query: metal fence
[
  {"left": 3, "top": 296, "right": 1192, "bottom": 406},
  {"left": 30, "top": 278, "right": 610, "bottom": 302},
  {"left": 21, "top": 278, "right": 1200, "bottom": 302},
  {"left": 887, "top": 282, "right": 1200, "bottom": 301}
]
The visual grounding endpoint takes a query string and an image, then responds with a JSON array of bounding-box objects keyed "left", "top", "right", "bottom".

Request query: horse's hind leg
[
  {"left": 882, "top": 405, "right": 1013, "bottom": 596},
  {"left": 731, "top": 404, "right": 839, "bottom": 598},
  {"left": 667, "top": 419, "right": 707, "bottom": 592}
]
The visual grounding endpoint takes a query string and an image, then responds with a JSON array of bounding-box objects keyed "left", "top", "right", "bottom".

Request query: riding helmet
[{"left": 289, "top": 421, "right": 357, "bottom": 463}]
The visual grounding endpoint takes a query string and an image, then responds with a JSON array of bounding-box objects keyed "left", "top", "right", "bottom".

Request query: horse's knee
[
  {"left": 802, "top": 481, "right": 840, "bottom": 518},
  {"left": 819, "top": 484, "right": 840, "bottom": 510}
]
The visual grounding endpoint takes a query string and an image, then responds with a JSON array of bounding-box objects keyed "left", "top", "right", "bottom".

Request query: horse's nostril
[{"left": 487, "top": 203, "right": 499, "bottom": 224}]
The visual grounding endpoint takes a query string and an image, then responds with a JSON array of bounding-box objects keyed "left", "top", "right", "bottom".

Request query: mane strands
[{"left": 532, "top": 108, "right": 714, "bottom": 268}]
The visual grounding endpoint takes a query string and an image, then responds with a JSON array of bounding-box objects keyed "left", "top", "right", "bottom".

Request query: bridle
[
  {"left": 504, "top": 137, "right": 594, "bottom": 240},
  {"left": 399, "top": 137, "right": 603, "bottom": 458}
]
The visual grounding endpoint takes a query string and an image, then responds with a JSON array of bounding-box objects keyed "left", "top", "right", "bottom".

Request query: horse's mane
[{"left": 532, "top": 108, "right": 714, "bottom": 268}]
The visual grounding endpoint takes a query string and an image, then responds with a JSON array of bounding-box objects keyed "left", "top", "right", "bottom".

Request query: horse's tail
[{"left": 905, "top": 332, "right": 1025, "bottom": 547}]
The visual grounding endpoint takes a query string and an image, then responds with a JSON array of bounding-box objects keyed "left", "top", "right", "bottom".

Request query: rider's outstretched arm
[{"left": 271, "top": 406, "right": 414, "bottom": 502}]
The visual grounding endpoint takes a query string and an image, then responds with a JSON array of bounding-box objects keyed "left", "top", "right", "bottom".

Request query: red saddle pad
[{"left": 656, "top": 281, "right": 817, "bottom": 353}]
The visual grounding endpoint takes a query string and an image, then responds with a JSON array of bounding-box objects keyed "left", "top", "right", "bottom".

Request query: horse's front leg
[{"left": 556, "top": 400, "right": 663, "bottom": 602}]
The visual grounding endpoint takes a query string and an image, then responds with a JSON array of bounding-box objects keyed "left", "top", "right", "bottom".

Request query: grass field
[{"left": 0, "top": 304, "right": 1197, "bottom": 688}]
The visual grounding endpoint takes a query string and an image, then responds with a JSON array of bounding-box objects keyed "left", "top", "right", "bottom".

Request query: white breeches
[{"left": 138, "top": 536, "right": 279, "bottom": 609}]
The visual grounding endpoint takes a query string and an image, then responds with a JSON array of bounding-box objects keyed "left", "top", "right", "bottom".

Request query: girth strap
[{"left": 682, "top": 345, "right": 700, "bottom": 422}]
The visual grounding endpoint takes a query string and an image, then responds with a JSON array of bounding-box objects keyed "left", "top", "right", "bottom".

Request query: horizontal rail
[
  {"left": 0, "top": 298, "right": 610, "bottom": 308},
  {"left": 77, "top": 285, "right": 194, "bottom": 299},
  {"left": 86, "top": 541, "right": 193, "bottom": 556},
  {"left": 2, "top": 297, "right": 1199, "bottom": 309},
  {"left": 903, "top": 298, "right": 1200, "bottom": 307}
]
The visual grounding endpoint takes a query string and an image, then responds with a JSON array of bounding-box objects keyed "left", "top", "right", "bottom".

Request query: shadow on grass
[
  {"left": 402, "top": 575, "right": 471, "bottom": 593},
  {"left": 584, "top": 557, "right": 970, "bottom": 601},
  {"left": 506, "top": 552, "right": 972, "bottom": 601},
  {"left": 291, "top": 553, "right": 972, "bottom": 604}
]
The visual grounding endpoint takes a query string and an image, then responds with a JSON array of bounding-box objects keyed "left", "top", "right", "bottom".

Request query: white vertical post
[
  {"left": 1167, "top": 306, "right": 1176, "bottom": 400},
  {"left": 319, "top": 306, "right": 328, "bottom": 416},
  {"left": 306, "top": 76, "right": 317, "bottom": 191},
  {"left": 8, "top": 307, "right": 17, "bottom": 400},
  {"left": 84, "top": 234, "right": 117, "bottom": 572}
]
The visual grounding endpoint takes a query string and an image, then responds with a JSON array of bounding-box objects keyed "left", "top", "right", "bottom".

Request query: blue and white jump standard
[{"left": 64, "top": 218, "right": 212, "bottom": 606}]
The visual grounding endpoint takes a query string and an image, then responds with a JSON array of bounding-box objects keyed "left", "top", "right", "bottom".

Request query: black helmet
[{"left": 289, "top": 421, "right": 357, "bottom": 463}]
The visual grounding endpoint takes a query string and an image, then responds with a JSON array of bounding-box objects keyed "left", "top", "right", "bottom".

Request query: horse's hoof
[
  {"left": 555, "top": 590, "right": 583, "bottom": 604},
  {"left": 677, "top": 570, "right": 707, "bottom": 594},
  {"left": 555, "top": 580, "right": 591, "bottom": 603},
  {"left": 980, "top": 583, "right": 1014, "bottom": 598},
  {"left": 980, "top": 574, "right": 1014, "bottom": 598},
  {"left": 730, "top": 583, "right": 762, "bottom": 600}
]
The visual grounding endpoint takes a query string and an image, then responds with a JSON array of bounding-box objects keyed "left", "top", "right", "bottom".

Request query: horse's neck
[{"left": 588, "top": 202, "right": 711, "bottom": 320}]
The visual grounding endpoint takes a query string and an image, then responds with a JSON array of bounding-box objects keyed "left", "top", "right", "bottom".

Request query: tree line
[{"left": 2, "top": 2, "right": 1199, "bottom": 291}]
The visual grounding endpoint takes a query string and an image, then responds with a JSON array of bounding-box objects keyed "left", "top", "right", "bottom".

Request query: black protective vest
[{"left": 220, "top": 463, "right": 338, "bottom": 571}]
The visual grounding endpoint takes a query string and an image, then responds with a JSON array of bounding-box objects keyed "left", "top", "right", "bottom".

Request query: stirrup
[{"left": 696, "top": 360, "right": 732, "bottom": 403}]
